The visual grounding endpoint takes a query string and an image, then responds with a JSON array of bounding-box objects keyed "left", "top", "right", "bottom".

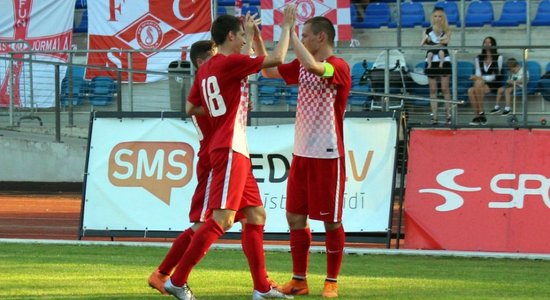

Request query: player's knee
[{"left": 242, "top": 206, "right": 266, "bottom": 224}]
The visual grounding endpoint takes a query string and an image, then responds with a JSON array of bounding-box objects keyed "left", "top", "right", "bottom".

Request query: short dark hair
[
  {"left": 210, "top": 14, "right": 242, "bottom": 46},
  {"left": 190, "top": 40, "right": 215, "bottom": 68},
  {"left": 304, "top": 16, "right": 335, "bottom": 45},
  {"left": 506, "top": 57, "right": 519, "bottom": 68}
]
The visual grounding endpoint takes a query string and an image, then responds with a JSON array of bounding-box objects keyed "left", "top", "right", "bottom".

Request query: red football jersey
[
  {"left": 278, "top": 56, "right": 351, "bottom": 158},
  {"left": 189, "top": 53, "right": 265, "bottom": 157}
]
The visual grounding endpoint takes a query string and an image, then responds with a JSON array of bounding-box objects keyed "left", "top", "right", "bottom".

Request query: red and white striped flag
[{"left": 261, "top": 0, "right": 351, "bottom": 42}]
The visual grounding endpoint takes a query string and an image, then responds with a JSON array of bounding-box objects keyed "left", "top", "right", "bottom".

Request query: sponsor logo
[
  {"left": 108, "top": 141, "right": 194, "bottom": 205},
  {"left": 420, "top": 169, "right": 549, "bottom": 212}
]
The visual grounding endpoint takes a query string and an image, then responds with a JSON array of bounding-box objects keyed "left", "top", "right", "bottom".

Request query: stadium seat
[
  {"left": 389, "top": 2, "right": 429, "bottom": 28},
  {"left": 257, "top": 75, "right": 283, "bottom": 105},
  {"left": 526, "top": 61, "right": 542, "bottom": 95},
  {"left": 75, "top": 0, "right": 87, "bottom": 9},
  {"left": 350, "top": 3, "right": 362, "bottom": 28},
  {"left": 349, "top": 61, "right": 373, "bottom": 107},
  {"left": 435, "top": 1, "right": 460, "bottom": 26},
  {"left": 492, "top": 0, "right": 526, "bottom": 27},
  {"left": 217, "top": 0, "right": 235, "bottom": 6},
  {"left": 74, "top": 9, "right": 88, "bottom": 33},
  {"left": 353, "top": 3, "right": 391, "bottom": 29},
  {"left": 532, "top": 0, "right": 550, "bottom": 26},
  {"left": 465, "top": 1, "right": 494, "bottom": 27},
  {"left": 217, "top": 6, "right": 227, "bottom": 16},
  {"left": 244, "top": 0, "right": 260, "bottom": 5},
  {"left": 407, "top": 62, "right": 431, "bottom": 106},
  {"left": 455, "top": 61, "right": 475, "bottom": 103},
  {"left": 89, "top": 76, "right": 116, "bottom": 106},
  {"left": 61, "top": 66, "right": 88, "bottom": 106},
  {"left": 242, "top": 5, "right": 259, "bottom": 17}
]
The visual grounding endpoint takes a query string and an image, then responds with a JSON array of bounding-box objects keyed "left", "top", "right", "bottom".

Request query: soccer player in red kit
[
  {"left": 163, "top": 7, "right": 297, "bottom": 300},
  {"left": 262, "top": 16, "right": 352, "bottom": 298},
  {"left": 147, "top": 40, "right": 218, "bottom": 295}
]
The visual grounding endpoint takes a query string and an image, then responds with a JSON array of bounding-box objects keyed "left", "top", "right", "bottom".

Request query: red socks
[
  {"left": 158, "top": 227, "right": 195, "bottom": 275},
  {"left": 325, "top": 225, "right": 345, "bottom": 280},
  {"left": 170, "top": 218, "right": 224, "bottom": 286},
  {"left": 289, "top": 228, "right": 312, "bottom": 277},
  {"left": 242, "top": 223, "right": 270, "bottom": 292}
]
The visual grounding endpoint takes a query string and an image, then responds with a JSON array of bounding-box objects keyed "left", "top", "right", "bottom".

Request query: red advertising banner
[
  {"left": 404, "top": 129, "right": 550, "bottom": 253},
  {"left": 86, "top": 0, "right": 212, "bottom": 82}
]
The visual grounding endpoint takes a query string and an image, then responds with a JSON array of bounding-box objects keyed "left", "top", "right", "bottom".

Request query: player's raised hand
[{"left": 281, "top": 4, "right": 296, "bottom": 30}]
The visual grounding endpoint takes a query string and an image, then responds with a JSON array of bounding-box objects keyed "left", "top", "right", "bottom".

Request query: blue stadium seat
[
  {"left": 217, "top": 6, "right": 228, "bottom": 16},
  {"left": 75, "top": 0, "right": 87, "bottom": 9},
  {"left": 244, "top": 0, "right": 260, "bottom": 5},
  {"left": 217, "top": 0, "right": 235, "bottom": 6},
  {"left": 546, "top": 62, "right": 550, "bottom": 73},
  {"left": 89, "top": 76, "right": 116, "bottom": 106},
  {"left": 435, "top": 1, "right": 460, "bottom": 26},
  {"left": 389, "top": 2, "right": 429, "bottom": 28},
  {"left": 350, "top": 3, "right": 362, "bottom": 27},
  {"left": 532, "top": 0, "right": 550, "bottom": 26},
  {"left": 257, "top": 75, "right": 283, "bottom": 105},
  {"left": 465, "top": 1, "right": 494, "bottom": 27},
  {"left": 74, "top": 9, "right": 88, "bottom": 33},
  {"left": 349, "top": 61, "right": 373, "bottom": 106},
  {"left": 61, "top": 66, "right": 87, "bottom": 106},
  {"left": 455, "top": 61, "right": 475, "bottom": 103},
  {"left": 492, "top": 0, "right": 526, "bottom": 27},
  {"left": 242, "top": 5, "right": 259, "bottom": 17},
  {"left": 526, "top": 61, "right": 542, "bottom": 95},
  {"left": 353, "top": 3, "right": 391, "bottom": 29}
]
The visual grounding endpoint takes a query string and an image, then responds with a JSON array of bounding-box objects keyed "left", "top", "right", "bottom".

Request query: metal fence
[{"left": 1, "top": 45, "right": 549, "bottom": 141}]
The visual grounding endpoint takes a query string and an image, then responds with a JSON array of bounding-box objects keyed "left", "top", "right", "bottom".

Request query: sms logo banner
[{"left": 108, "top": 142, "right": 195, "bottom": 204}]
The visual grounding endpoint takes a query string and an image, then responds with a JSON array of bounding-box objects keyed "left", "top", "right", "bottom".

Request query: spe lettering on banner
[{"left": 108, "top": 142, "right": 195, "bottom": 205}]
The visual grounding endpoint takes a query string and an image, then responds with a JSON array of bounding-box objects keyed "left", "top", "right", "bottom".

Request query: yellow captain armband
[{"left": 322, "top": 62, "right": 335, "bottom": 78}]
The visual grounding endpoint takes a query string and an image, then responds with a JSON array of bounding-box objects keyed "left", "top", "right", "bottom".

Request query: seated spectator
[
  {"left": 490, "top": 58, "right": 529, "bottom": 116},
  {"left": 468, "top": 36, "right": 503, "bottom": 125}
]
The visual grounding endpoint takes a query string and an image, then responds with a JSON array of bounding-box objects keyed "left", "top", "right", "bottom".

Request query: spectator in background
[
  {"left": 422, "top": 7, "right": 452, "bottom": 125},
  {"left": 491, "top": 58, "right": 528, "bottom": 116},
  {"left": 468, "top": 36, "right": 503, "bottom": 125}
]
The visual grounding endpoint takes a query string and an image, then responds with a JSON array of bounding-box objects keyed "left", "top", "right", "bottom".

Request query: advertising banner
[
  {"left": 0, "top": 0, "right": 75, "bottom": 107},
  {"left": 404, "top": 129, "right": 550, "bottom": 253},
  {"left": 261, "top": 0, "right": 351, "bottom": 42},
  {"left": 86, "top": 0, "right": 212, "bottom": 82},
  {"left": 82, "top": 116, "right": 397, "bottom": 234}
]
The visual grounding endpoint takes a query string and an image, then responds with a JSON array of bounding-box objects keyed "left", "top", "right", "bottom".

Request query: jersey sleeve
[
  {"left": 326, "top": 57, "right": 351, "bottom": 89},
  {"left": 225, "top": 54, "right": 265, "bottom": 78},
  {"left": 188, "top": 76, "right": 202, "bottom": 107},
  {"left": 277, "top": 59, "right": 300, "bottom": 85}
]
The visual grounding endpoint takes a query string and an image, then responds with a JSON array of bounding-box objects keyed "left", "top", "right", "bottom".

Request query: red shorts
[
  {"left": 188, "top": 155, "right": 211, "bottom": 223},
  {"left": 207, "top": 148, "right": 262, "bottom": 212},
  {"left": 286, "top": 155, "right": 345, "bottom": 222}
]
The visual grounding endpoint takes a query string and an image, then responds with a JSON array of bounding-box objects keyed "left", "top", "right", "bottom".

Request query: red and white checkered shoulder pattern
[{"left": 294, "top": 66, "right": 340, "bottom": 158}]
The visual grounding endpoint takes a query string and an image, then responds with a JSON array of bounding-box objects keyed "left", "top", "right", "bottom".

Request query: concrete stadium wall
[{"left": 0, "top": 131, "right": 86, "bottom": 182}]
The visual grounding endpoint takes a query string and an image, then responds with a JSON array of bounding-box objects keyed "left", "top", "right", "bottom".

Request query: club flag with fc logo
[
  {"left": 86, "top": 0, "right": 212, "bottom": 83},
  {"left": 261, "top": 0, "right": 351, "bottom": 42}
]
